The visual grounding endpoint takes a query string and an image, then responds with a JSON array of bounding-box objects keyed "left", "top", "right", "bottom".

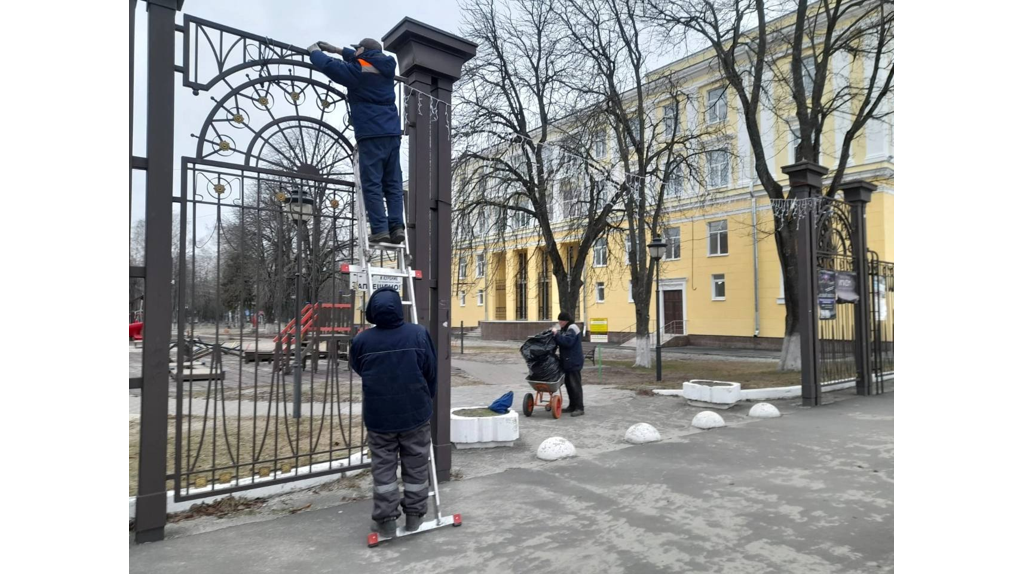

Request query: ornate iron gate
[{"left": 173, "top": 16, "right": 368, "bottom": 501}]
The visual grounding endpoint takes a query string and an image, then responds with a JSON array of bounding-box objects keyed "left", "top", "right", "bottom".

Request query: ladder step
[
  {"left": 401, "top": 301, "right": 413, "bottom": 306},
  {"left": 368, "top": 242, "right": 406, "bottom": 251},
  {"left": 341, "top": 264, "right": 422, "bottom": 279}
]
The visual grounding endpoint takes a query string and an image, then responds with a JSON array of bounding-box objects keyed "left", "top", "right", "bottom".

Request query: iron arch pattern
[{"left": 172, "top": 16, "right": 380, "bottom": 501}]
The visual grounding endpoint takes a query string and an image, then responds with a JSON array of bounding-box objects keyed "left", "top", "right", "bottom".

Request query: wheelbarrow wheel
[
  {"left": 551, "top": 394, "right": 562, "bottom": 419},
  {"left": 523, "top": 393, "right": 535, "bottom": 417}
]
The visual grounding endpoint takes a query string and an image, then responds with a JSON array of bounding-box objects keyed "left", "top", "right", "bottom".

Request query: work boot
[
  {"left": 571, "top": 408, "right": 585, "bottom": 417},
  {"left": 563, "top": 405, "right": 577, "bottom": 414},
  {"left": 371, "top": 518, "right": 397, "bottom": 537},
  {"left": 405, "top": 513, "right": 424, "bottom": 532},
  {"left": 389, "top": 225, "right": 406, "bottom": 245},
  {"left": 368, "top": 231, "right": 390, "bottom": 244}
]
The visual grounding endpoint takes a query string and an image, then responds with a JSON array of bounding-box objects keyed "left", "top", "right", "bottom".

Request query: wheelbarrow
[{"left": 522, "top": 376, "right": 564, "bottom": 419}]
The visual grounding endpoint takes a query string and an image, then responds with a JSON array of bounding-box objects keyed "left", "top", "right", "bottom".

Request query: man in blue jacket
[
  {"left": 552, "top": 311, "right": 585, "bottom": 417},
  {"left": 350, "top": 287, "right": 438, "bottom": 536},
  {"left": 308, "top": 39, "right": 405, "bottom": 245}
]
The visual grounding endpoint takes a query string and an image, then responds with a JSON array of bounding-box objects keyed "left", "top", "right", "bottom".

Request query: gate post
[
  {"left": 135, "top": 0, "right": 183, "bottom": 544},
  {"left": 383, "top": 20, "right": 476, "bottom": 481},
  {"left": 840, "top": 180, "right": 876, "bottom": 396},
  {"left": 782, "top": 161, "right": 828, "bottom": 407}
]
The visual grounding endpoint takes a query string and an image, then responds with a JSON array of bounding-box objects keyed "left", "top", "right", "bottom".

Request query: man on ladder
[
  {"left": 350, "top": 287, "right": 437, "bottom": 537},
  {"left": 309, "top": 38, "right": 405, "bottom": 244}
]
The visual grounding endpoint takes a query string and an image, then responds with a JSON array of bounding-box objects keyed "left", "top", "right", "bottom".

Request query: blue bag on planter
[{"left": 488, "top": 391, "right": 514, "bottom": 414}]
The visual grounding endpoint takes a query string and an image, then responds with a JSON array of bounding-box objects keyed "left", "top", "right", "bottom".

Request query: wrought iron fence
[
  {"left": 814, "top": 198, "right": 859, "bottom": 386},
  {"left": 870, "top": 253, "right": 894, "bottom": 393}
]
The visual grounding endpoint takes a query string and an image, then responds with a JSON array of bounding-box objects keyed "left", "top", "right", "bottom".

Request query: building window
[
  {"left": 707, "top": 87, "right": 727, "bottom": 125},
  {"left": 458, "top": 257, "right": 467, "bottom": 279},
  {"left": 593, "top": 237, "right": 608, "bottom": 267},
  {"left": 476, "top": 253, "right": 486, "bottom": 278},
  {"left": 712, "top": 274, "right": 726, "bottom": 300},
  {"left": 708, "top": 220, "right": 729, "bottom": 256},
  {"left": 800, "top": 55, "right": 815, "bottom": 95},
  {"left": 629, "top": 116, "right": 640, "bottom": 140},
  {"left": 538, "top": 253, "right": 551, "bottom": 321},
  {"left": 596, "top": 282, "right": 606, "bottom": 303},
  {"left": 628, "top": 280, "right": 634, "bottom": 303},
  {"left": 665, "top": 227, "right": 681, "bottom": 260},
  {"left": 477, "top": 290, "right": 484, "bottom": 306},
  {"left": 707, "top": 150, "right": 730, "bottom": 189},
  {"left": 459, "top": 292, "right": 466, "bottom": 307},
  {"left": 667, "top": 163, "right": 685, "bottom": 196},
  {"left": 560, "top": 177, "right": 584, "bottom": 220},
  {"left": 595, "top": 129, "right": 607, "bottom": 158},
  {"left": 516, "top": 253, "right": 528, "bottom": 320},
  {"left": 778, "top": 265, "right": 786, "bottom": 304},
  {"left": 661, "top": 103, "right": 678, "bottom": 139}
]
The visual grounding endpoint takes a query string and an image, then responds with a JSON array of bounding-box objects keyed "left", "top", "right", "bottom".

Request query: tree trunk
[
  {"left": 776, "top": 220, "right": 802, "bottom": 371},
  {"left": 634, "top": 334, "right": 652, "bottom": 368}
]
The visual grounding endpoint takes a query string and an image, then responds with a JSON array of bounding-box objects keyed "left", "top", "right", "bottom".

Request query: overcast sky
[{"left": 130, "top": 0, "right": 467, "bottom": 228}]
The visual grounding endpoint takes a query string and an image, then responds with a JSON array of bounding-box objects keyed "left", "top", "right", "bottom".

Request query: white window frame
[
  {"left": 665, "top": 227, "right": 681, "bottom": 261},
  {"left": 596, "top": 282, "right": 606, "bottom": 303},
  {"left": 707, "top": 220, "right": 728, "bottom": 256},
  {"left": 475, "top": 253, "right": 486, "bottom": 278},
  {"left": 707, "top": 87, "right": 727, "bottom": 125},
  {"left": 661, "top": 103, "right": 678, "bottom": 139},
  {"left": 628, "top": 280, "right": 634, "bottom": 304},
  {"left": 459, "top": 291, "right": 466, "bottom": 307},
  {"left": 707, "top": 150, "right": 730, "bottom": 189},
  {"left": 712, "top": 274, "right": 726, "bottom": 301},
  {"left": 778, "top": 265, "right": 786, "bottom": 304},
  {"left": 477, "top": 290, "right": 484, "bottom": 306},
  {"left": 595, "top": 129, "right": 607, "bottom": 158},
  {"left": 458, "top": 258, "right": 467, "bottom": 279},
  {"left": 667, "top": 163, "right": 685, "bottom": 197},
  {"left": 593, "top": 237, "right": 608, "bottom": 267}
]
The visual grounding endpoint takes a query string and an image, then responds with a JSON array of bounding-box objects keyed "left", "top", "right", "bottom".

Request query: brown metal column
[
  {"left": 383, "top": 19, "right": 475, "bottom": 481},
  {"left": 135, "top": 0, "right": 183, "bottom": 544},
  {"left": 840, "top": 180, "right": 877, "bottom": 396},
  {"left": 782, "top": 161, "right": 828, "bottom": 407}
]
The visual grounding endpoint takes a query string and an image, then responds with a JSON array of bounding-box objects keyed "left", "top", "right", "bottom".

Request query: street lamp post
[
  {"left": 647, "top": 235, "right": 667, "bottom": 382},
  {"left": 288, "top": 188, "right": 315, "bottom": 419}
]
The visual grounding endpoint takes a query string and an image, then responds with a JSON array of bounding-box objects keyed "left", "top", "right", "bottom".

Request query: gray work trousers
[{"left": 368, "top": 421, "right": 431, "bottom": 521}]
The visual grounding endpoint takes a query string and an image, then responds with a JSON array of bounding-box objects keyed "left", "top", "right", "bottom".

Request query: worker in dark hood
[
  {"left": 350, "top": 287, "right": 437, "bottom": 536},
  {"left": 309, "top": 38, "right": 405, "bottom": 245}
]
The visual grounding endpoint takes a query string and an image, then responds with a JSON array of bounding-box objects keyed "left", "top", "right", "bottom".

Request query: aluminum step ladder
[{"left": 343, "top": 146, "right": 462, "bottom": 547}]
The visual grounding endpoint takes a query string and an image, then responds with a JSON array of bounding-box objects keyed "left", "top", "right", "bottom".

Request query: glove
[
  {"left": 318, "top": 41, "right": 343, "bottom": 55},
  {"left": 307, "top": 42, "right": 323, "bottom": 53}
]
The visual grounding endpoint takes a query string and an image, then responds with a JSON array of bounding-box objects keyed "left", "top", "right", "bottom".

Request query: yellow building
[{"left": 452, "top": 25, "right": 893, "bottom": 346}]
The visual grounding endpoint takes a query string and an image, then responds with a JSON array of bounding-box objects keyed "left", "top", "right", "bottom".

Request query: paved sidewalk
[{"left": 130, "top": 392, "right": 894, "bottom": 573}]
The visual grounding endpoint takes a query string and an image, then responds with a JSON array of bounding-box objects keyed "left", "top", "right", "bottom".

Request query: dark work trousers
[
  {"left": 367, "top": 421, "right": 431, "bottom": 521},
  {"left": 357, "top": 136, "right": 404, "bottom": 235},
  {"left": 564, "top": 370, "right": 584, "bottom": 410}
]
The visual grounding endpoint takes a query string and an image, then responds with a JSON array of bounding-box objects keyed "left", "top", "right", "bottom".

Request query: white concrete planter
[
  {"left": 682, "top": 380, "right": 741, "bottom": 409},
  {"left": 450, "top": 407, "right": 519, "bottom": 449}
]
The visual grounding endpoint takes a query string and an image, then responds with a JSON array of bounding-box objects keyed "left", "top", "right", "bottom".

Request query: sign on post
[
  {"left": 818, "top": 270, "right": 836, "bottom": 320},
  {"left": 590, "top": 318, "right": 608, "bottom": 343}
]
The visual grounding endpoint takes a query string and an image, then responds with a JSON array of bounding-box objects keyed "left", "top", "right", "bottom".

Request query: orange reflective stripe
[{"left": 358, "top": 59, "right": 373, "bottom": 67}]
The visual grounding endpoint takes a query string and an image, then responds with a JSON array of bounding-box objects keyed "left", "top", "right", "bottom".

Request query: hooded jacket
[
  {"left": 350, "top": 288, "right": 437, "bottom": 433},
  {"left": 310, "top": 48, "right": 402, "bottom": 141},
  {"left": 554, "top": 323, "right": 584, "bottom": 373}
]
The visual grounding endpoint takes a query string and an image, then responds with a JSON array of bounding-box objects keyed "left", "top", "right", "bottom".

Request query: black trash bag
[
  {"left": 528, "top": 354, "right": 563, "bottom": 382},
  {"left": 520, "top": 330, "right": 557, "bottom": 362},
  {"left": 520, "top": 330, "right": 564, "bottom": 382}
]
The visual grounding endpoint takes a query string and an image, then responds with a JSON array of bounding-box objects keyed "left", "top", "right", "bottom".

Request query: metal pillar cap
[
  {"left": 383, "top": 18, "right": 477, "bottom": 81},
  {"left": 839, "top": 179, "right": 877, "bottom": 204}
]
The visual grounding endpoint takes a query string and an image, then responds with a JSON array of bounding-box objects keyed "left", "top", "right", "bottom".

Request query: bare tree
[
  {"left": 453, "top": 0, "right": 629, "bottom": 319},
  {"left": 645, "top": 0, "right": 894, "bottom": 369},
  {"left": 557, "top": 0, "right": 712, "bottom": 366}
]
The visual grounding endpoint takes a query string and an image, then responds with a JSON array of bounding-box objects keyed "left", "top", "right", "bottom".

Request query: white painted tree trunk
[
  {"left": 634, "top": 335, "right": 652, "bottom": 368},
  {"left": 779, "top": 332, "right": 801, "bottom": 371}
]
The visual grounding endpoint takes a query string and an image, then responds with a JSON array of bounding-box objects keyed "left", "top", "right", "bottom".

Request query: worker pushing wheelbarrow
[{"left": 519, "top": 330, "right": 566, "bottom": 419}]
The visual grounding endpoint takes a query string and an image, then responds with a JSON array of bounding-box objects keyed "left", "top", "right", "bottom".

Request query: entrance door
[{"left": 663, "top": 290, "right": 684, "bottom": 334}]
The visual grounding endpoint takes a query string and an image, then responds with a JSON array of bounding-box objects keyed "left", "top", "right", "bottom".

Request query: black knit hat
[{"left": 557, "top": 311, "right": 574, "bottom": 323}]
